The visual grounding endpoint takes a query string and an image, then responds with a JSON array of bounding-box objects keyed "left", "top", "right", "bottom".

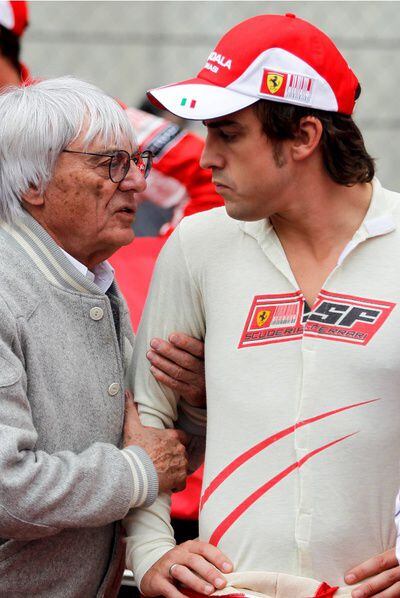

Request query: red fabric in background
[
  {"left": 109, "top": 237, "right": 203, "bottom": 520},
  {"left": 109, "top": 237, "right": 166, "bottom": 331}
]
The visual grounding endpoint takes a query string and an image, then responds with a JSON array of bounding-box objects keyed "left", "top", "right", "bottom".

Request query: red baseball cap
[
  {"left": 0, "top": 1, "right": 29, "bottom": 37},
  {"left": 148, "top": 13, "right": 359, "bottom": 120}
]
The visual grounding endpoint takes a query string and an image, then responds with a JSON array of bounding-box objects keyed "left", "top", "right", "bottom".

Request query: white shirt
[{"left": 60, "top": 249, "right": 114, "bottom": 293}]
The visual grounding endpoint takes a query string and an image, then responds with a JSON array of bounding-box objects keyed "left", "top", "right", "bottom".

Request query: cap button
[{"left": 285, "top": 13, "right": 296, "bottom": 18}]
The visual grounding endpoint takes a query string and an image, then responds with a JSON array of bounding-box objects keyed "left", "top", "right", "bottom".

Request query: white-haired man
[
  {"left": 126, "top": 14, "right": 400, "bottom": 598},
  {"left": 0, "top": 76, "right": 229, "bottom": 598}
]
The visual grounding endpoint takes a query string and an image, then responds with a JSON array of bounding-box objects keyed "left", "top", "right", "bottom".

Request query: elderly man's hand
[
  {"left": 345, "top": 548, "right": 400, "bottom": 597},
  {"left": 140, "top": 539, "right": 233, "bottom": 598},
  {"left": 146, "top": 333, "right": 206, "bottom": 408},
  {"left": 123, "top": 390, "right": 188, "bottom": 493}
]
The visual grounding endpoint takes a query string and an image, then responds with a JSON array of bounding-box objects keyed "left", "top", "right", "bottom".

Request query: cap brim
[{"left": 147, "top": 77, "right": 258, "bottom": 121}]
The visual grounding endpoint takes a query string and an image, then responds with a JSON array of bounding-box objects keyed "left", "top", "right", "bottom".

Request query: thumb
[
  {"left": 124, "top": 389, "right": 142, "bottom": 427},
  {"left": 176, "top": 429, "right": 190, "bottom": 446}
]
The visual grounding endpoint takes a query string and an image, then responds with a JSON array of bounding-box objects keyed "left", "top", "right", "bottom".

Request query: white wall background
[{"left": 23, "top": 1, "right": 400, "bottom": 189}]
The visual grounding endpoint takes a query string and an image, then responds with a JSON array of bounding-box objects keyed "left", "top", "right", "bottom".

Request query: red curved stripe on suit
[
  {"left": 209, "top": 432, "right": 358, "bottom": 546},
  {"left": 200, "top": 399, "right": 377, "bottom": 510}
]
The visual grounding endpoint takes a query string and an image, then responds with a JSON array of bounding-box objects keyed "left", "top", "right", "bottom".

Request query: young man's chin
[
  {"left": 215, "top": 189, "right": 266, "bottom": 222},
  {"left": 224, "top": 201, "right": 261, "bottom": 222}
]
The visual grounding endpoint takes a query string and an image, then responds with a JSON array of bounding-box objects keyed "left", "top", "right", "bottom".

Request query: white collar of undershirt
[{"left": 60, "top": 249, "right": 115, "bottom": 293}]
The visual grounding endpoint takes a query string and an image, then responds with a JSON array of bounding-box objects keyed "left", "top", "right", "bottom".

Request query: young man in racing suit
[{"left": 125, "top": 13, "right": 400, "bottom": 598}]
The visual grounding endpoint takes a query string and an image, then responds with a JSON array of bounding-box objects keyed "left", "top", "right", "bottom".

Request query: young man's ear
[
  {"left": 291, "top": 116, "right": 323, "bottom": 161},
  {"left": 21, "top": 185, "right": 44, "bottom": 207}
]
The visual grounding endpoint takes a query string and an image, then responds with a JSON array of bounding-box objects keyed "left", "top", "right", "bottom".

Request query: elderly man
[
  {"left": 126, "top": 13, "right": 400, "bottom": 598},
  {"left": 0, "top": 0, "right": 223, "bottom": 237},
  {"left": 0, "top": 76, "right": 215, "bottom": 598}
]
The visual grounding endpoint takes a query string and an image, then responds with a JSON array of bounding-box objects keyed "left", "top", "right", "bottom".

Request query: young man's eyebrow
[{"left": 202, "top": 119, "right": 241, "bottom": 129}]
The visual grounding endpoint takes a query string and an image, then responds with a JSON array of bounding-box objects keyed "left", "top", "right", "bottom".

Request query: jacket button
[
  {"left": 108, "top": 383, "right": 120, "bottom": 396},
  {"left": 90, "top": 307, "right": 104, "bottom": 321}
]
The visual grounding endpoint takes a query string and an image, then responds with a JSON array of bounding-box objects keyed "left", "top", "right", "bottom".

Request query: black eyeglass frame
[{"left": 62, "top": 148, "right": 153, "bottom": 182}]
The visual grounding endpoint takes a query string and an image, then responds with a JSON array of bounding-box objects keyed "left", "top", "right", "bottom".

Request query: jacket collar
[{"left": 0, "top": 210, "right": 111, "bottom": 295}]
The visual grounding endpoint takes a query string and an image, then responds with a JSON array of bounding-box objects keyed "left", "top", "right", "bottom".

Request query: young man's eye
[{"left": 219, "top": 130, "right": 237, "bottom": 142}]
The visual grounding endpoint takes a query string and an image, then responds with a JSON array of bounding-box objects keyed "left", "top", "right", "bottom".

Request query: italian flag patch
[{"left": 180, "top": 97, "right": 197, "bottom": 108}]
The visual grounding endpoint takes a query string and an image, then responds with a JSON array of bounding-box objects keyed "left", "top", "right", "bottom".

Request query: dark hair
[
  {"left": 0, "top": 25, "right": 21, "bottom": 74},
  {"left": 253, "top": 98, "right": 375, "bottom": 185}
]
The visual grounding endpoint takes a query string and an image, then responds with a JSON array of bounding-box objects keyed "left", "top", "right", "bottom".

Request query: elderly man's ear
[{"left": 21, "top": 185, "right": 45, "bottom": 207}]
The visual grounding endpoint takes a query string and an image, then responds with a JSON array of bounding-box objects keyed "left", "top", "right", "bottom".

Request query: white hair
[{"left": 0, "top": 76, "right": 137, "bottom": 223}]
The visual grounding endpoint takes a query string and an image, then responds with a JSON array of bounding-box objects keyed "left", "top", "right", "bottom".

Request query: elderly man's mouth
[{"left": 117, "top": 207, "right": 135, "bottom": 215}]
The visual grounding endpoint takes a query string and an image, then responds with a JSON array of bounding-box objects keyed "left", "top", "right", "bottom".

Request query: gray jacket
[{"left": 0, "top": 212, "right": 157, "bottom": 597}]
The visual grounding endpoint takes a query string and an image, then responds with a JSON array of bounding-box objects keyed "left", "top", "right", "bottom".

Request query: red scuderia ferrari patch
[
  {"left": 238, "top": 291, "right": 304, "bottom": 348},
  {"left": 239, "top": 290, "right": 396, "bottom": 349}
]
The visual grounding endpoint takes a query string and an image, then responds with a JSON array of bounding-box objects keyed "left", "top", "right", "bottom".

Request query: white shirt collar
[{"left": 60, "top": 249, "right": 115, "bottom": 293}]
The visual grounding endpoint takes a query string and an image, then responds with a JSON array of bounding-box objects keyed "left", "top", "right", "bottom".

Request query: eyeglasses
[{"left": 62, "top": 148, "right": 153, "bottom": 183}]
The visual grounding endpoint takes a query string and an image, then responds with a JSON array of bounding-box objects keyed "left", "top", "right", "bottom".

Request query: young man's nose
[{"left": 200, "top": 136, "right": 225, "bottom": 170}]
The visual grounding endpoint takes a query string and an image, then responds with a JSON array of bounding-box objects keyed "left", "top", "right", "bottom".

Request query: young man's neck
[
  {"left": 269, "top": 175, "right": 373, "bottom": 307},
  {"left": 270, "top": 176, "right": 373, "bottom": 260}
]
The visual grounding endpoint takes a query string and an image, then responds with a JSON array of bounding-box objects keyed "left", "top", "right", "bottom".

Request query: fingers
[
  {"left": 168, "top": 333, "right": 205, "bottom": 359},
  {"left": 149, "top": 364, "right": 200, "bottom": 402},
  {"left": 154, "top": 432, "right": 189, "bottom": 493},
  {"left": 169, "top": 563, "right": 216, "bottom": 594},
  {"left": 346, "top": 549, "right": 398, "bottom": 585},
  {"left": 167, "top": 541, "right": 232, "bottom": 593},
  {"left": 351, "top": 571, "right": 400, "bottom": 597},
  {"left": 143, "top": 574, "right": 191, "bottom": 598},
  {"left": 123, "top": 390, "right": 142, "bottom": 425},
  {"left": 371, "top": 582, "right": 400, "bottom": 597},
  {"left": 345, "top": 549, "right": 400, "bottom": 598},
  {"left": 147, "top": 336, "right": 206, "bottom": 407},
  {"left": 124, "top": 388, "right": 134, "bottom": 402},
  {"left": 171, "top": 428, "right": 190, "bottom": 446},
  {"left": 183, "top": 539, "right": 233, "bottom": 574},
  {"left": 147, "top": 350, "right": 202, "bottom": 384},
  {"left": 148, "top": 338, "right": 204, "bottom": 374},
  {"left": 122, "top": 391, "right": 143, "bottom": 448},
  {"left": 140, "top": 541, "right": 234, "bottom": 598}
]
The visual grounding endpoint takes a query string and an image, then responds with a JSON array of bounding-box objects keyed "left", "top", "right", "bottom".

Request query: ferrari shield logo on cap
[
  {"left": 260, "top": 70, "right": 288, "bottom": 98},
  {"left": 267, "top": 73, "right": 284, "bottom": 94}
]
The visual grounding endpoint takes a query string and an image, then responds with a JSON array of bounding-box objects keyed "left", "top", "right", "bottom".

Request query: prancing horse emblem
[
  {"left": 267, "top": 73, "right": 284, "bottom": 94},
  {"left": 257, "top": 310, "right": 271, "bottom": 327}
]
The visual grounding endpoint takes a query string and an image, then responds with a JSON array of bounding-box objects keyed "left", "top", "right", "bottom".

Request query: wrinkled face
[
  {"left": 201, "top": 106, "right": 292, "bottom": 221},
  {"left": 38, "top": 128, "right": 146, "bottom": 267}
]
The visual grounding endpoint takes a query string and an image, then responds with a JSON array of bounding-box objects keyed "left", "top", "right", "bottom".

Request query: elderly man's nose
[{"left": 119, "top": 162, "right": 146, "bottom": 192}]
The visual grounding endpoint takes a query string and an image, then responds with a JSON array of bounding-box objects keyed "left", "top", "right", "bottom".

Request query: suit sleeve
[{"left": 124, "top": 225, "right": 206, "bottom": 587}]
